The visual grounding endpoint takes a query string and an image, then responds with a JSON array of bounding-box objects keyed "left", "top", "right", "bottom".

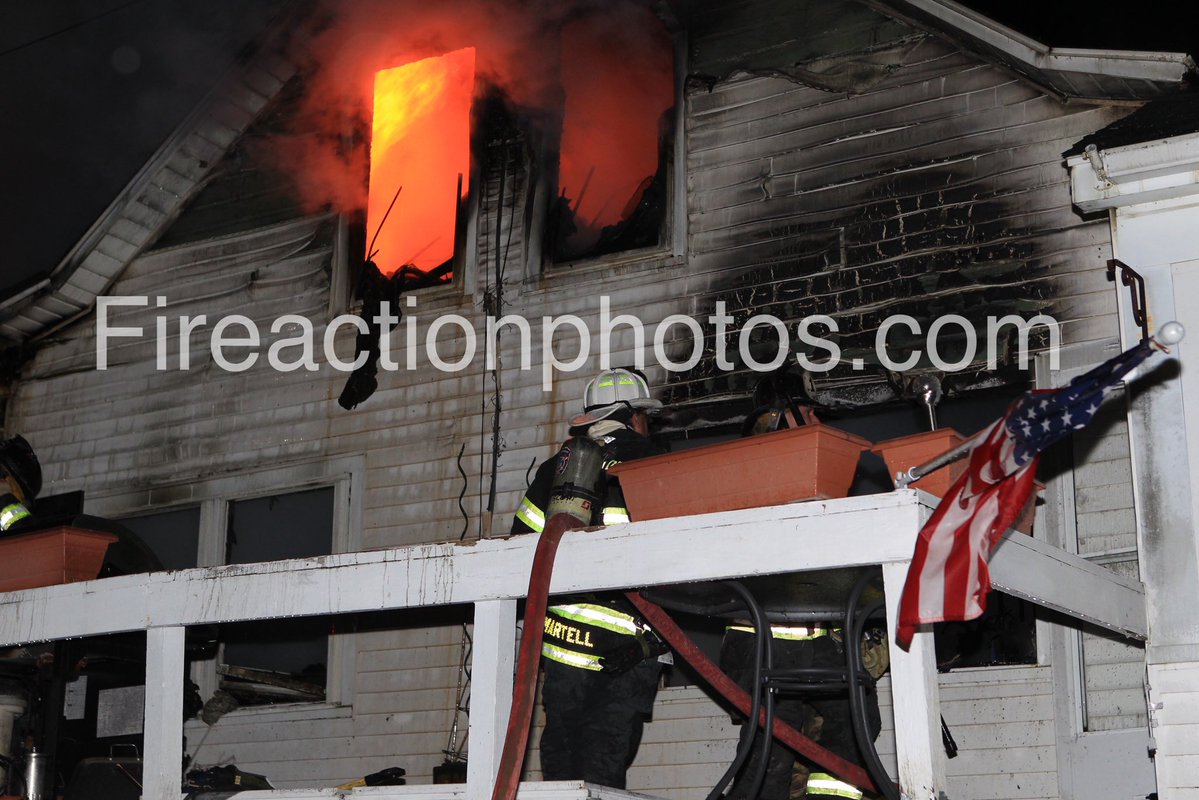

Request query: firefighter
[
  {"left": 512, "top": 367, "right": 667, "bottom": 789},
  {"left": 720, "top": 623, "right": 886, "bottom": 800},
  {"left": 0, "top": 435, "right": 41, "bottom": 533},
  {"left": 718, "top": 399, "right": 884, "bottom": 800}
]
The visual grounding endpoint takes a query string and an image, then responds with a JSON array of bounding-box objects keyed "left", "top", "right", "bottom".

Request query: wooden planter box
[
  {"left": 872, "top": 429, "right": 1041, "bottom": 534},
  {"left": 871, "top": 428, "right": 967, "bottom": 499},
  {"left": 0, "top": 526, "right": 118, "bottom": 593},
  {"left": 608, "top": 423, "right": 870, "bottom": 521}
]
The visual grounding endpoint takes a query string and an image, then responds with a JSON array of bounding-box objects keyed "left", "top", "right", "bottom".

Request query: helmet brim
[{"left": 570, "top": 398, "right": 662, "bottom": 427}]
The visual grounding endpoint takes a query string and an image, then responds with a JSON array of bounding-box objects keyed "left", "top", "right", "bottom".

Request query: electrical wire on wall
[
  {"left": 438, "top": 445, "right": 474, "bottom": 777},
  {"left": 441, "top": 623, "right": 473, "bottom": 770},
  {"left": 450, "top": 135, "right": 519, "bottom": 772},
  {"left": 479, "top": 137, "right": 518, "bottom": 537},
  {"left": 456, "top": 443, "right": 469, "bottom": 542}
]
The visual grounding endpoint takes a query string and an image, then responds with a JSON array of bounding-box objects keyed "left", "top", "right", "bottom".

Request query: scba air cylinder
[{"left": 546, "top": 436, "right": 605, "bottom": 527}]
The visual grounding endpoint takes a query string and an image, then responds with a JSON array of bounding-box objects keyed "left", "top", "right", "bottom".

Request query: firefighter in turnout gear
[
  {"left": 0, "top": 435, "right": 41, "bottom": 533},
  {"left": 512, "top": 368, "right": 667, "bottom": 788},
  {"left": 718, "top": 396, "right": 884, "bottom": 800},
  {"left": 720, "top": 624, "right": 885, "bottom": 799}
]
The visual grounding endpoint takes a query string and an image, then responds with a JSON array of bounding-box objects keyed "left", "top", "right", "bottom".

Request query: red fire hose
[
  {"left": 491, "top": 512, "right": 577, "bottom": 800},
  {"left": 625, "top": 591, "right": 878, "bottom": 794},
  {"left": 491, "top": 513, "right": 876, "bottom": 800}
]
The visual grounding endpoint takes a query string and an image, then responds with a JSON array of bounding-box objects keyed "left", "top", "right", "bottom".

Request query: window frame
[
  {"left": 524, "top": 26, "right": 688, "bottom": 280},
  {"left": 91, "top": 455, "right": 365, "bottom": 714}
]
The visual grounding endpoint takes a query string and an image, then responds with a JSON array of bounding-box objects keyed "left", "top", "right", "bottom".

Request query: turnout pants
[
  {"left": 539, "top": 658, "right": 661, "bottom": 788},
  {"left": 720, "top": 630, "right": 881, "bottom": 800}
]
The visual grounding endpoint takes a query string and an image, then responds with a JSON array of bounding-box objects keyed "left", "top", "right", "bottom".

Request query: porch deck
[{"left": 0, "top": 490, "right": 1145, "bottom": 799}]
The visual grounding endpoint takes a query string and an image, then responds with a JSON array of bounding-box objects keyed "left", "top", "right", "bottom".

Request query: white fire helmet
[{"left": 571, "top": 368, "right": 662, "bottom": 426}]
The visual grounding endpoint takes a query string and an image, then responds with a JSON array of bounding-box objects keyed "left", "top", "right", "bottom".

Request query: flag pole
[
  {"left": 893, "top": 434, "right": 980, "bottom": 489},
  {"left": 893, "top": 321, "right": 1186, "bottom": 491}
]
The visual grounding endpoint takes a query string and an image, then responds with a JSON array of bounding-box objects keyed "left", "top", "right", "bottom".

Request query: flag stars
[{"left": 1061, "top": 410, "right": 1073, "bottom": 426}]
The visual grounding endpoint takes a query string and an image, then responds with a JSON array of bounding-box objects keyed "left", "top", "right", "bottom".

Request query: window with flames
[{"left": 362, "top": 4, "right": 676, "bottom": 288}]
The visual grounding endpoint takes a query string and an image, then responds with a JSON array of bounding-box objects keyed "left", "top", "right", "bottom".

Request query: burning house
[{"left": 1, "top": 0, "right": 1199, "bottom": 798}]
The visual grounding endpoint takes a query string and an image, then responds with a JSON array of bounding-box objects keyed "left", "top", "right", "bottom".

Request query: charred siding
[{"left": 668, "top": 36, "right": 1127, "bottom": 407}]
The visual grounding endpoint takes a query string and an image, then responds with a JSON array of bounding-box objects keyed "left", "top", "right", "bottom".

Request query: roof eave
[
  {"left": 874, "top": 0, "right": 1195, "bottom": 100},
  {"left": 1068, "top": 131, "right": 1199, "bottom": 212}
]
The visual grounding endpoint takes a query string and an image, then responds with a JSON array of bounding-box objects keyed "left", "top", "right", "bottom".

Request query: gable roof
[{"left": 1, "top": 0, "right": 1193, "bottom": 351}]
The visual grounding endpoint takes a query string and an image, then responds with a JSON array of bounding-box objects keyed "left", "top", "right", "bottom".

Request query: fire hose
[
  {"left": 625, "top": 592, "right": 878, "bottom": 795},
  {"left": 490, "top": 512, "right": 879, "bottom": 800},
  {"left": 490, "top": 512, "right": 574, "bottom": 800}
]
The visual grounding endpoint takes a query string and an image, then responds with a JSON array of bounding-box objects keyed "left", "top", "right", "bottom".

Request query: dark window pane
[
  {"left": 221, "top": 487, "right": 334, "bottom": 701},
  {"left": 120, "top": 507, "right": 200, "bottom": 570},
  {"left": 225, "top": 487, "right": 333, "bottom": 564}
]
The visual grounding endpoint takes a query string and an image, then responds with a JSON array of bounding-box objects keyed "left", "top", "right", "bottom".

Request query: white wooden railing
[{"left": 0, "top": 491, "right": 1145, "bottom": 800}]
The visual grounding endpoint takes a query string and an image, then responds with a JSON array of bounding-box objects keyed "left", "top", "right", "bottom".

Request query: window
[
  {"left": 364, "top": 48, "right": 476, "bottom": 289},
  {"left": 219, "top": 487, "right": 335, "bottom": 704},
  {"left": 121, "top": 506, "right": 200, "bottom": 571},
  {"left": 543, "top": 4, "right": 678, "bottom": 266},
  {"left": 103, "top": 457, "right": 363, "bottom": 710},
  {"left": 121, "top": 488, "right": 335, "bottom": 707}
]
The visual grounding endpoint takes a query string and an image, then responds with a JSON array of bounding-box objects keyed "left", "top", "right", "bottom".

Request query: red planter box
[
  {"left": 0, "top": 527, "right": 118, "bottom": 593},
  {"left": 871, "top": 428, "right": 967, "bottom": 499},
  {"left": 872, "top": 429, "right": 1041, "bottom": 534},
  {"left": 608, "top": 423, "right": 870, "bottom": 521}
]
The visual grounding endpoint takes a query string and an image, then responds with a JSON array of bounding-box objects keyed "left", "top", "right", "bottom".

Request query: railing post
[
  {"left": 882, "top": 561, "right": 946, "bottom": 799},
  {"left": 143, "top": 625, "right": 186, "bottom": 800},
  {"left": 467, "top": 599, "right": 517, "bottom": 800}
]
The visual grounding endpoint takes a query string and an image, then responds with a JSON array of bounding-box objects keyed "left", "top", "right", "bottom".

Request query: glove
[
  {"left": 599, "top": 638, "right": 650, "bottom": 674},
  {"left": 861, "top": 627, "right": 890, "bottom": 679}
]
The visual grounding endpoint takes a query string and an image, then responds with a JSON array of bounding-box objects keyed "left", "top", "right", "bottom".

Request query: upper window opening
[
  {"left": 549, "top": 6, "right": 675, "bottom": 264},
  {"left": 366, "top": 47, "right": 476, "bottom": 288}
]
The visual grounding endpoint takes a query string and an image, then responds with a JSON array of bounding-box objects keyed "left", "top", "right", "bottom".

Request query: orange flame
[
  {"left": 367, "top": 47, "right": 476, "bottom": 276},
  {"left": 558, "top": 9, "right": 672, "bottom": 254}
]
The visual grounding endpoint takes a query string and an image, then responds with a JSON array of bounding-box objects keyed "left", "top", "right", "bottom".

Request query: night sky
[
  {"left": 0, "top": 0, "right": 287, "bottom": 297},
  {"left": 0, "top": 0, "right": 1194, "bottom": 299}
]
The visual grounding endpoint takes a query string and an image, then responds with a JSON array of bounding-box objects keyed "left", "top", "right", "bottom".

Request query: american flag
[{"left": 896, "top": 340, "right": 1156, "bottom": 649}]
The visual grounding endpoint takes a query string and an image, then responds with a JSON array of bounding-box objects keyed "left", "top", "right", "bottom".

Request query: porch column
[
  {"left": 143, "top": 625, "right": 186, "bottom": 800},
  {"left": 882, "top": 561, "right": 945, "bottom": 799},
  {"left": 467, "top": 599, "right": 517, "bottom": 800}
]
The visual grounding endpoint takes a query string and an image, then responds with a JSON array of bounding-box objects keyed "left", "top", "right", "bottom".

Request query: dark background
[{"left": 1, "top": 0, "right": 1194, "bottom": 298}]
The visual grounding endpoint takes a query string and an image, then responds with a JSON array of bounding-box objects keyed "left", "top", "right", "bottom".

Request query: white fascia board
[
  {"left": 0, "top": 490, "right": 1146, "bottom": 648},
  {"left": 1069, "top": 133, "right": 1199, "bottom": 212},
  {"left": 1043, "top": 49, "right": 1193, "bottom": 82},
  {"left": 0, "top": 492, "right": 928, "bottom": 646}
]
